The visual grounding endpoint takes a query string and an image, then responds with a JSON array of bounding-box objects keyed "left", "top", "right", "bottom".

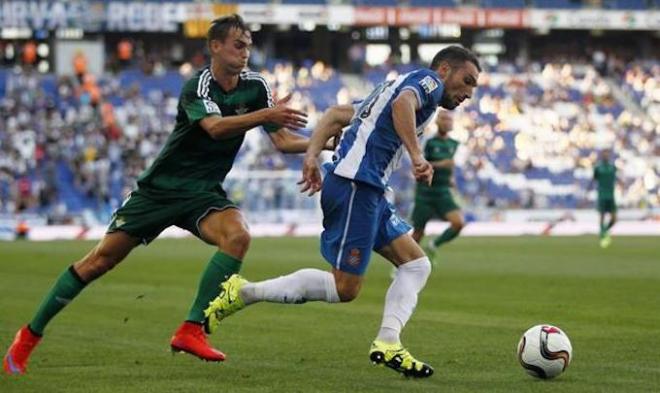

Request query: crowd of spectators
[{"left": 0, "top": 51, "right": 657, "bottom": 223}]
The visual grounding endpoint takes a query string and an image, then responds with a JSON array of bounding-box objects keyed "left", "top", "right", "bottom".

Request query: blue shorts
[{"left": 320, "top": 173, "right": 412, "bottom": 275}]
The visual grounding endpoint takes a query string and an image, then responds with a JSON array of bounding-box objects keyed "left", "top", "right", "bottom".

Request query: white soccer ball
[{"left": 517, "top": 324, "right": 572, "bottom": 379}]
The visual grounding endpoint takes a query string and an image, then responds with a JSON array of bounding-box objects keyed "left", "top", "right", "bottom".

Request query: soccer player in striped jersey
[
  {"left": 204, "top": 46, "right": 481, "bottom": 378},
  {"left": 3, "top": 14, "right": 325, "bottom": 374}
]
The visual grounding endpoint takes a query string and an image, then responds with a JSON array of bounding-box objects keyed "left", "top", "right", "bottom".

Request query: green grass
[{"left": 1, "top": 236, "right": 659, "bottom": 392}]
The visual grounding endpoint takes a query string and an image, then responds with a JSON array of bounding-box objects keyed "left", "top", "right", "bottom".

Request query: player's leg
[
  {"left": 433, "top": 209, "right": 465, "bottom": 248},
  {"left": 203, "top": 174, "right": 376, "bottom": 333},
  {"left": 607, "top": 206, "right": 617, "bottom": 231},
  {"left": 369, "top": 200, "right": 433, "bottom": 377},
  {"left": 430, "top": 190, "right": 463, "bottom": 249},
  {"left": 372, "top": 233, "right": 433, "bottom": 377},
  {"left": 186, "top": 207, "right": 250, "bottom": 323},
  {"left": 410, "top": 197, "right": 432, "bottom": 244},
  {"left": 597, "top": 199, "right": 607, "bottom": 239},
  {"left": 601, "top": 203, "right": 616, "bottom": 248},
  {"left": 409, "top": 199, "right": 436, "bottom": 264},
  {"left": 3, "top": 231, "right": 139, "bottom": 375},
  {"left": 169, "top": 205, "right": 249, "bottom": 361},
  {"left": 375, "top": 235, "right": 430, "bottom": 344}
]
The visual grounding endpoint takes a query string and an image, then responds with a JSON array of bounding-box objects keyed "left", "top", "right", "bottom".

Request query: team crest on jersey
[
  {"left": 114, "top": 216, "right": 125, "bottom": 227},
  {"left": 346, "top": 248, "right": 361, "bottom": 266},
  {"left": 419, "top": 76, "right": 438, "bottom": 94},
  {"left": 203, "top": 99, "right": 221, "bottom": 114},
  {"left": 235, "top": 103, "right": 249, "bottom": 115}
]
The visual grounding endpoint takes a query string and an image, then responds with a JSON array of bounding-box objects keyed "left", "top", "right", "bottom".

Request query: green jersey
[
  {"left": 417, "top": 136, "right": 459, "bottom": 196},
  {"left": 137, "top": 68, "right": 278, "bottom": 192},
  {"left": 593, "top": 160, "right": 616, "bottom": 199}
]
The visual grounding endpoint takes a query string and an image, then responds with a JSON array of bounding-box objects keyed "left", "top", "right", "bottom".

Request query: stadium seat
[
  {"left": 608, "top": 0, "right": 648, "bottom": 9},
  {"left": 481, "top": 0, "right": 527, "bottom": 8},
  {"left": 281, "top": 0, "right": 326, "bottom": 4},
  {"left": 533, "top": 0, "right": 582, "bottom": 8},
  {"left": 409, "top": 0, "right": 456, "bottom": 6}
]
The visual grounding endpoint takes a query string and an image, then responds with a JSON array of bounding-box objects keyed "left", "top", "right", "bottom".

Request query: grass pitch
[{"left": 1, "top": 236, "right": 659, "bottom": 392}]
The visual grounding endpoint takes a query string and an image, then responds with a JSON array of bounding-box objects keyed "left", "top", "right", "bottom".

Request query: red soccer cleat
[
  {"left": 3, "top": 325, "right": 42, "bottom": 375},
  {"left": 170, "top": 321, "right": 225, "bottom": 362}
]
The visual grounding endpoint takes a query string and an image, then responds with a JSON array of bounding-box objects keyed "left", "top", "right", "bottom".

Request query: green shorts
[
  {"left": 597, "top": 198, "right": 617, "bottom": 214},
  {"left": 107, "top": 186, "right": 238, "bottom": 244},
  {"left": 411, "top": 189, "right": 460, "bottom": 229}
]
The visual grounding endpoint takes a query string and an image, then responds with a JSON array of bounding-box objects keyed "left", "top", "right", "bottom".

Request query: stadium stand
[{"left": 1, "top": 54, "right": 657, "bottom": 222}]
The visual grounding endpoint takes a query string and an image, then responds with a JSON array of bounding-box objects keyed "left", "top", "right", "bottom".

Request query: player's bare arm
[
  {"left": 392, "top": 90, "right": 433, "bottom": 185},
  {"left": 199, "top": 101, "right": 308, "bottom": 140},
  {"left": 268, "top": 128, "right": 309, "bottom": 153},
  {"left": 299, "top": 104, "right": 355, "bottom": 196}
]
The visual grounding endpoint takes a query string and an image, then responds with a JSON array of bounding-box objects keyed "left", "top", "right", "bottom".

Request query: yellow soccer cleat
[
  {"left": 369, "top": 340, "right": 434, "bottom": 378},
  {"left": 600, "top": 233, "right": 612, "bottom": 249},
  {"left": 203, "top": 274, "right": 248, "bottom": 334}
]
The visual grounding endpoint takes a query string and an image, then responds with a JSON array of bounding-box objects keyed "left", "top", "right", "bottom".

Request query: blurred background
[{"left": 0, "top": 0, "right": 658, "bottom": 239}]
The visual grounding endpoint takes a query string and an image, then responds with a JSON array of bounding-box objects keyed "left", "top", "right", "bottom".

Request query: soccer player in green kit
[
  {"left": 410, "top": 110, "right": 464, "bottom": 262},
  {"left": 3, "top": 14, "right": 320, "bottom": 375},
  {"left": 589, "top": 149, "right": 618, "bottom": 248}
]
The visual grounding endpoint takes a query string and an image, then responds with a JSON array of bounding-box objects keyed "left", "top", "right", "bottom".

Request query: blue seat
[
  {"left": 610, "top": 0, "right": 648, "bottom": 9},
  {"left": 281, "top": 0, "right": 326, "bottom": 4},
  {"left": 481, "top": 0, "right": 527, "bottom": 8},
  {"left": 409, "top": 0, "right": 455, "bottom": 6},
  {"left": 534, "top": 0, "right": 582, "bottom": 8}
]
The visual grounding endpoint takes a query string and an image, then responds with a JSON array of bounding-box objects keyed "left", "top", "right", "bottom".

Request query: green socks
[
  {"left": 26, "top": 252, "right": 244, "bottom": 334},
  {"left": 186, "top": 252, "right": 242, "bottom": 323},
  {"left": 29, "top": 266, "right": 87, "bottom": 336},
  {"left": 433, "top": 227, "right": 460, "bottom": 248}
]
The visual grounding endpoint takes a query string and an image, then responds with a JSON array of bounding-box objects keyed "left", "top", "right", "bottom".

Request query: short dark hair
[
  {"left": 430, "top": 45, "right": 481, "bottom": 72},
  {"left": 207, "top": 14, "right": 248, "bottom": 46}
]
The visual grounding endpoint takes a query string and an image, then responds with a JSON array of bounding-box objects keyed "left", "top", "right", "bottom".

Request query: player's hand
[
  {"left": 267, "top": 93, "right": 308, "bottom": 130},
  {"left": 298, "top": 154, "right": 322, "bottom": 196},
  {"left": 412, "top": 156, "right": 433, "bottom": 186}
]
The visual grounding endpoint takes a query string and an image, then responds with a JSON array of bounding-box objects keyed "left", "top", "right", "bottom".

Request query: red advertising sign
[{"left": 353, "top": 7, "right": 527, "bottom": 28}]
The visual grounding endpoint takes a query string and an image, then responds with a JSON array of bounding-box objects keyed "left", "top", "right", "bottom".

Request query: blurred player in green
[
  {"left": 589, "top": 150, "right": 617, "bottom": 248},
  {"left": 410, "top": 111, "right": 464, "bottom": 262},
  {"left": 3, "top": 14, "right": 322, "bottom": 375}
]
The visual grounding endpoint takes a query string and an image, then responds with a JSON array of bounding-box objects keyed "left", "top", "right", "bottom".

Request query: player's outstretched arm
[
  {"left": 268, "top": 128, "right": 310, "bottom": 154},
  {"left": 392, "top": 90, "right": 433, "bottom": 185},
  {"left": 270, "top": 104, "right": 354, "bottom": 154},
  {"left": 298, "top": 104, "right": 355, "bottom": 195},
  {"left": 200, "top": 96, "right": 308, "bottom": 140}
]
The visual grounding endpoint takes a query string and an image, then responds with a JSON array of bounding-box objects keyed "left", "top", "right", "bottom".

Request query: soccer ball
[{"left": 517, "top": 324, "right": 572, "bottom": 379}]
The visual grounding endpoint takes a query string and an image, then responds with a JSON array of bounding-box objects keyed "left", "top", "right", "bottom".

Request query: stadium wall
[{"left": 1, "top": 210, "right": 658, "bottom": 241}]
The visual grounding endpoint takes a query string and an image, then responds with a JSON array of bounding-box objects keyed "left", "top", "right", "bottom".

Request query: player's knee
[
  {"left": 224, "top": 229, "right": 251, "bottom": 255},
  {"left": 335, "top": 282, "right": 360, "bottom": 302},
  {"left": 400, "top": 257, "right": 432, "bottom": 280},
  {"left": 77, "top": 248, "right": 122, "bottom": 280},
  {"left": 451, "top": 218, "right": 465, "bottom": 232}
]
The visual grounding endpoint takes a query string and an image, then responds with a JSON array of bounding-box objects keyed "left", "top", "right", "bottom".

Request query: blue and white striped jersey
[{"left": 329, "top": 68, "right": 445, "bottom": 190}]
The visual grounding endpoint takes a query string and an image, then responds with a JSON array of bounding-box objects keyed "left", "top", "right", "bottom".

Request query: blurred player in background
[
  {"left": 589, "top": 149, "right": 618, "bottom": 248},
  {"left": 410, "top": 110, "right": 464, "bottom": 263},
  {"left": 3, "top": 14, "right": 319, "bottom": 375},
  {"left": 204, "top": 46, "right": 480, "bottom": 378}
]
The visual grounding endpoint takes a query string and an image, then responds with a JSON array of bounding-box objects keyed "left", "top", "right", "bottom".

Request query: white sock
[
  {"left": 239, "top": 268, "right": 340, "bottom": 305},
  {"left": 377, "top": 257, "right": 432, "bottom": 344}
]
